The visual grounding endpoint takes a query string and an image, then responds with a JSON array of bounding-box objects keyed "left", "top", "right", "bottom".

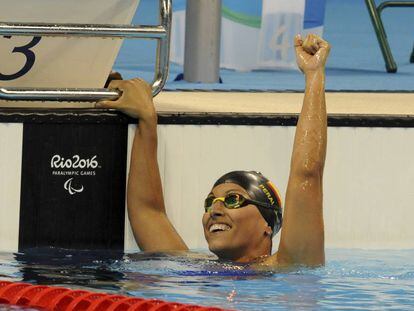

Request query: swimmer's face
[{"left": 202, "top": 183, "right": 271, "bottom": 262}]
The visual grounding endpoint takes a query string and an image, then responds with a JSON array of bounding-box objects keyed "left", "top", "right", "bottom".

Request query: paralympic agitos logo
[
  {"left": 63, "top": 177, "right": 84, "bottom": 195},
  {"left": 50, "top": 154, "right": 101, "bottom": 195}
]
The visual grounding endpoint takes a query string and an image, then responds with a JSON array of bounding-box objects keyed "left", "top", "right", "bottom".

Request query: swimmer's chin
[
  {"left": 208, "top": 244, "right": 234, "bottom": 260},
  {"left": 207, "top": 244, "right": 249, "bottom": 263}
]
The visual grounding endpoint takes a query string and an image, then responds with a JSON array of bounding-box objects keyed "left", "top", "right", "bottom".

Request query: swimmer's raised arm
[
  {"left": 97, "top": 79, "right": 188, "bottom": 251},
  {"left": 276, "top": 34, "right": 330, "bottom": 266}
]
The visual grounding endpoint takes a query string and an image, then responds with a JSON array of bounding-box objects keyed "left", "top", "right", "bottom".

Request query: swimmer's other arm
[
  {"left": 276, "top": 34, "right": 330, "bottom": 266},
  {"left": 97, "top": 79, "right": 188, "bottom": 251}
]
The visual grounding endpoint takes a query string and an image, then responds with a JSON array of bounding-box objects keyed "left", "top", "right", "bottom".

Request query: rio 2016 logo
[
  {"left": 50, "top": 154, "right": 99, "bottom": 195},
  {"left": 50, "top": 155, "right": 99, "bottom": 169}
]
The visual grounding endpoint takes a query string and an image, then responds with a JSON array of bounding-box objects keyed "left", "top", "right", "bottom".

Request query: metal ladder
[
  {"left": 0, "top": 0, "right": 171, "bottom": 102},
  {"left": 365, "top": 0, "right": 414, "bottom": 73}
]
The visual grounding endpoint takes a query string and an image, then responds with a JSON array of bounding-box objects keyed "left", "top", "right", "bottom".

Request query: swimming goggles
[{"left": 204, "top": 193, "right": 274, "bottom": 213}]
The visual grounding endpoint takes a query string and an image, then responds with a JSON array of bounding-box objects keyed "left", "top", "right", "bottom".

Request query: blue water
[{"left": 0, "top": 249, "right": 414, "bottom": 310}]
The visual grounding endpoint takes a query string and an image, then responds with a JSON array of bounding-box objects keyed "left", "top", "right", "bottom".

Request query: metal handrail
[
  {"left": 0, "top": 88, "right": 120, "bottom": 102},
  {"left": 0, "top": 24, "right": 167, "bottom": 39},
  {"left": 365, "top": 0, "right": 414, "bottom": 72},
  {"left": 378, "top": 1, "right": 414, "bottom": 13},
  {"left": 0, "top": 0, "right": 171, "bottom": 102}
]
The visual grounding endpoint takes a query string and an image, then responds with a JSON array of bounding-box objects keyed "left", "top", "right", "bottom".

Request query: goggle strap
[{"left": 246, "top": 198, "right": 282, "bottom": 213}]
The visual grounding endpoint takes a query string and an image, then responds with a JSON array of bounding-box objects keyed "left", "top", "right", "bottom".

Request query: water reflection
[
  {"left": 0, "top": 306, "right": 38, "bottom": 311},
  {"left": 275, "top": 272, "right": 325, "bottom": 310},
  {"left": 12, "top": 248, "right": 125, "bottom": 291}
]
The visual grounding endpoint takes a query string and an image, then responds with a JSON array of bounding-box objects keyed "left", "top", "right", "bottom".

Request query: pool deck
[
  {"left": 155, "top": 91, "right": 414, "bottom": 117},
  {"left": 1, "top": 92, "right": 413, "bottom": 121}
]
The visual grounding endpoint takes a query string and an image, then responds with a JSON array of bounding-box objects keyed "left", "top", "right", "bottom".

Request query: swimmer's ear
[{"left": 105, "top": 71, "right": 123, "bottom": 88}]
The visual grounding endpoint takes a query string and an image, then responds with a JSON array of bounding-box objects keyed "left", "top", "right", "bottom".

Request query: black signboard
[{"left": 19, "top": 123, "right": 128, "bottom": 250}]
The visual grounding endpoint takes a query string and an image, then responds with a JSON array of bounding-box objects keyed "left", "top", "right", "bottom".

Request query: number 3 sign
[
  {"left": 0, "top": 0, "right": 139, "bottom": 89},
  {"left": 0, "top": 36, "right": 42, "bottom": 81}
]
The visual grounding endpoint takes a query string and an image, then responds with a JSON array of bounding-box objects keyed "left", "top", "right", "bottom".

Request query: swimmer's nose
[{"left": 210, "top": 201, "right": 225, "bottom": 217}]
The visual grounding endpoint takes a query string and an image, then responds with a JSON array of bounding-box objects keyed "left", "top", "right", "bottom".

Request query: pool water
[{"left": 0, "top": 249, "right": 413, "bottom": 310}]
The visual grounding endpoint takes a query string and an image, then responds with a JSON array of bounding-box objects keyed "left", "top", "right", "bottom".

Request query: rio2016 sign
[{"left": 50, "top": 154, "right": 99, "bottom": 170}]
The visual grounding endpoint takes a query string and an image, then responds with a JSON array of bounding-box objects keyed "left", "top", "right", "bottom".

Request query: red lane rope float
[{"left": 0, "top": 281, "right": 233, "bottom": 311}]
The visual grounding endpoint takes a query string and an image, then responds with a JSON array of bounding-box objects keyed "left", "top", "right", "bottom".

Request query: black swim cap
[{"left": 213, "top": 171, "right": 283, "bottom": 236}]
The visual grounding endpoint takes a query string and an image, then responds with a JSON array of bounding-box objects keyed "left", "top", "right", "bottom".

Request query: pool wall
[
  {"left": 127, "top": 123, "right": 414, "bottom": 251},
  {"left": 0, "top": 92, "right": 414, "bottom": 251},
  {"left": 1, "top": 95, "right": 414, "bottom": 252}
]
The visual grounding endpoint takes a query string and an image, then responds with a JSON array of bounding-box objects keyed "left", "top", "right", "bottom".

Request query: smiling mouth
[{"left": 209, "top": 223, "right": 231, "bottom": 233}]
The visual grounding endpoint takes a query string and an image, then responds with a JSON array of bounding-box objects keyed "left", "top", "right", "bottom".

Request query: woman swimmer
[{"left": 97, "top": 34, "right": 330, "bottom": 267}]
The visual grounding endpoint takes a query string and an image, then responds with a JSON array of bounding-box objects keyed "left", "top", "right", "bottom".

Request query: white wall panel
[
  {"left": 324, "top": 127, "right": 414, "bottom": 249},
  {"left": 0, "top": 124, "right": 23, "bottom": 252},
  {"left": 122, "top": 124, "right": 414, "bottom": 251}
]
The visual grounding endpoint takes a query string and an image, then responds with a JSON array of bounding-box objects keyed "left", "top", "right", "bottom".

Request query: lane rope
[{"left": 0, "top": 280, "right": 233, "bottom": 311}]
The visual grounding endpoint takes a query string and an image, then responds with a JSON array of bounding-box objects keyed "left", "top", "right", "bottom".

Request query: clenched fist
[{"left": 294, "top": 34, "right": 330, "bottom": 74}]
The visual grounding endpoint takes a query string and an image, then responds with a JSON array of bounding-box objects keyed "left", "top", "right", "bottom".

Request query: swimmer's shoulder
[
  {"left": 251, "top": 252, "right": 324, "bottom": 271},
  {"left": 249, "top": 252, "right": 290, "bottom": 270}
]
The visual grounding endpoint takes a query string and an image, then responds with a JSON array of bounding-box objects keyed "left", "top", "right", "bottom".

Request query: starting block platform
[{"left": 0, "top": 0, "right": 140, "bottom": 89}]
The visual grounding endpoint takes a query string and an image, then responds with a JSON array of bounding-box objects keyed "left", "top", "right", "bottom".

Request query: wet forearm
[
  {"left": 291, "top": 70, "right": 327, "bottom": 176},
  {"left": 128, "top": 116, "right": 166, "bottom": 215}
]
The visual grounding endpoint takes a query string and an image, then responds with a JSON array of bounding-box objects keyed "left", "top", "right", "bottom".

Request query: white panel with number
[{"left": 0, "top": 0, "right": 139, "bottom": 88}]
